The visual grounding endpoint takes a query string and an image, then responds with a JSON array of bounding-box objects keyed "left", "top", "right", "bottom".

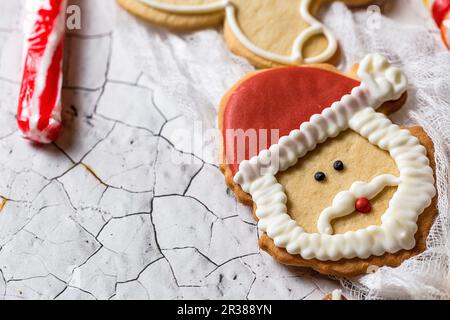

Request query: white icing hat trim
[
  {"left": 233, "top": 54, "right": 436, "bottom": 262},
  {"left": 137, "top": 0, "right": 338, "bottom": 64}
]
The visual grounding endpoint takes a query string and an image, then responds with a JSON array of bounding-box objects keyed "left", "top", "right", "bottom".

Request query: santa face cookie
[
  {"left": 117, "top": 0, "right": 374, "bottom": 68},
  {"left": 219, "top": 54, "right": 437, "bottom": 276}
]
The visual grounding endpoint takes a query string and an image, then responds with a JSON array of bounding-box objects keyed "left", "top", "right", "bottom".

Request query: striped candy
[{"left": 17, "top": 0, "right": 67, "bottom": 143}]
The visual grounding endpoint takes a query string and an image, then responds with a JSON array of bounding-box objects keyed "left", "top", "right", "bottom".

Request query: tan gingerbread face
[
  {"left": 277, "top": 129, "right": 399, "bottom": 235},
  {"left": 117, "top": 0, "right": 375, "bottom": 68}
]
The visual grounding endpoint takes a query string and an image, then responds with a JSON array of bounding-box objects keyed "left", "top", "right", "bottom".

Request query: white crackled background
[{"left": 0, "top": 0, "right": 447, "bottom": 300}]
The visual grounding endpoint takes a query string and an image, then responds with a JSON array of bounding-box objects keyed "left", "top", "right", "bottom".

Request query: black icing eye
[
  {"left": 333, "top": 160, "right": 344, "bottom": 171},
  {"left": 314, "top": 172, "right": 326, "bottom": 182}
]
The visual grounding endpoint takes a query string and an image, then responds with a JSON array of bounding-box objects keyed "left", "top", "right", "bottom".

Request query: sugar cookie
[
  {"left": 117, "top": 0, "right": 374, "bottom": 68},
  {"left": 219, "top": 54, "right": 437, "bottom": 276}
]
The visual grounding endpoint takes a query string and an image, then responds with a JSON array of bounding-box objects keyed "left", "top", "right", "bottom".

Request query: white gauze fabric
[{"left": 112, "top": 0, "right": 450, "bottom": 299}]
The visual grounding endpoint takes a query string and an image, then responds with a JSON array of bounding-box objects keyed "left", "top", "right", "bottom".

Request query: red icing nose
[{"left": 355, "top": 197, "right": 372, "bottom": 214}]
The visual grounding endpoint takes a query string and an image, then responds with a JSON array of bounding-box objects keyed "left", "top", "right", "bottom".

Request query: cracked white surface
[{"left": 0, "top": 0, "right": 349, "bottom": 300}]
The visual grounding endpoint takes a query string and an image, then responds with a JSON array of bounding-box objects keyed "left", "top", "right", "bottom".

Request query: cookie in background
[{"left": 116, "top": 0, "right": 376, "bottom": 68}]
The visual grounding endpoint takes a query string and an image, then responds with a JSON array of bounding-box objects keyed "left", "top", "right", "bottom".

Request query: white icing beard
[
  {"left": 232, "top": 54, "right": 436, "bottom": 262},
  {"left": 137, "top": 0, "right": 338, "bottom": 64},
  {"left": 317, "top": 174, "right": 401, "bottom": 235}
]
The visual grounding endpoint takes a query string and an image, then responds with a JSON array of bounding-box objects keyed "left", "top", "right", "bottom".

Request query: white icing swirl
[
  {"left": 137, "top": 0, "right": 228, "bottom": 13},
  {"left": 358, "top": 53, "right": 408, "bottom": 103},
  {"left": 137, "top": 0, "right": 338, "bottom": 64},
  {"left": 225, "top": 0, "right": 338, "bottom": 64},
  {"left": 233, "top": 54, "right": 436, "bottom": 262}
]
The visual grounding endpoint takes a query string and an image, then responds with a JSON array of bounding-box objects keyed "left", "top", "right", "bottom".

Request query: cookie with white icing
[
  {"left": 219, "top": 54, "right": 437, "bottom": 276},
  {"left": 116, "top": 0, "right": 374, "bottom": 68}
]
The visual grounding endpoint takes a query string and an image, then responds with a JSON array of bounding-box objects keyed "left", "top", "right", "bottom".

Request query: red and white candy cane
[
  {"left": 17, "top": 0, "right": 67, "bottom": 144},
  {"left": 428, "top": 0, "right": 450, "bottom": 49}
]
